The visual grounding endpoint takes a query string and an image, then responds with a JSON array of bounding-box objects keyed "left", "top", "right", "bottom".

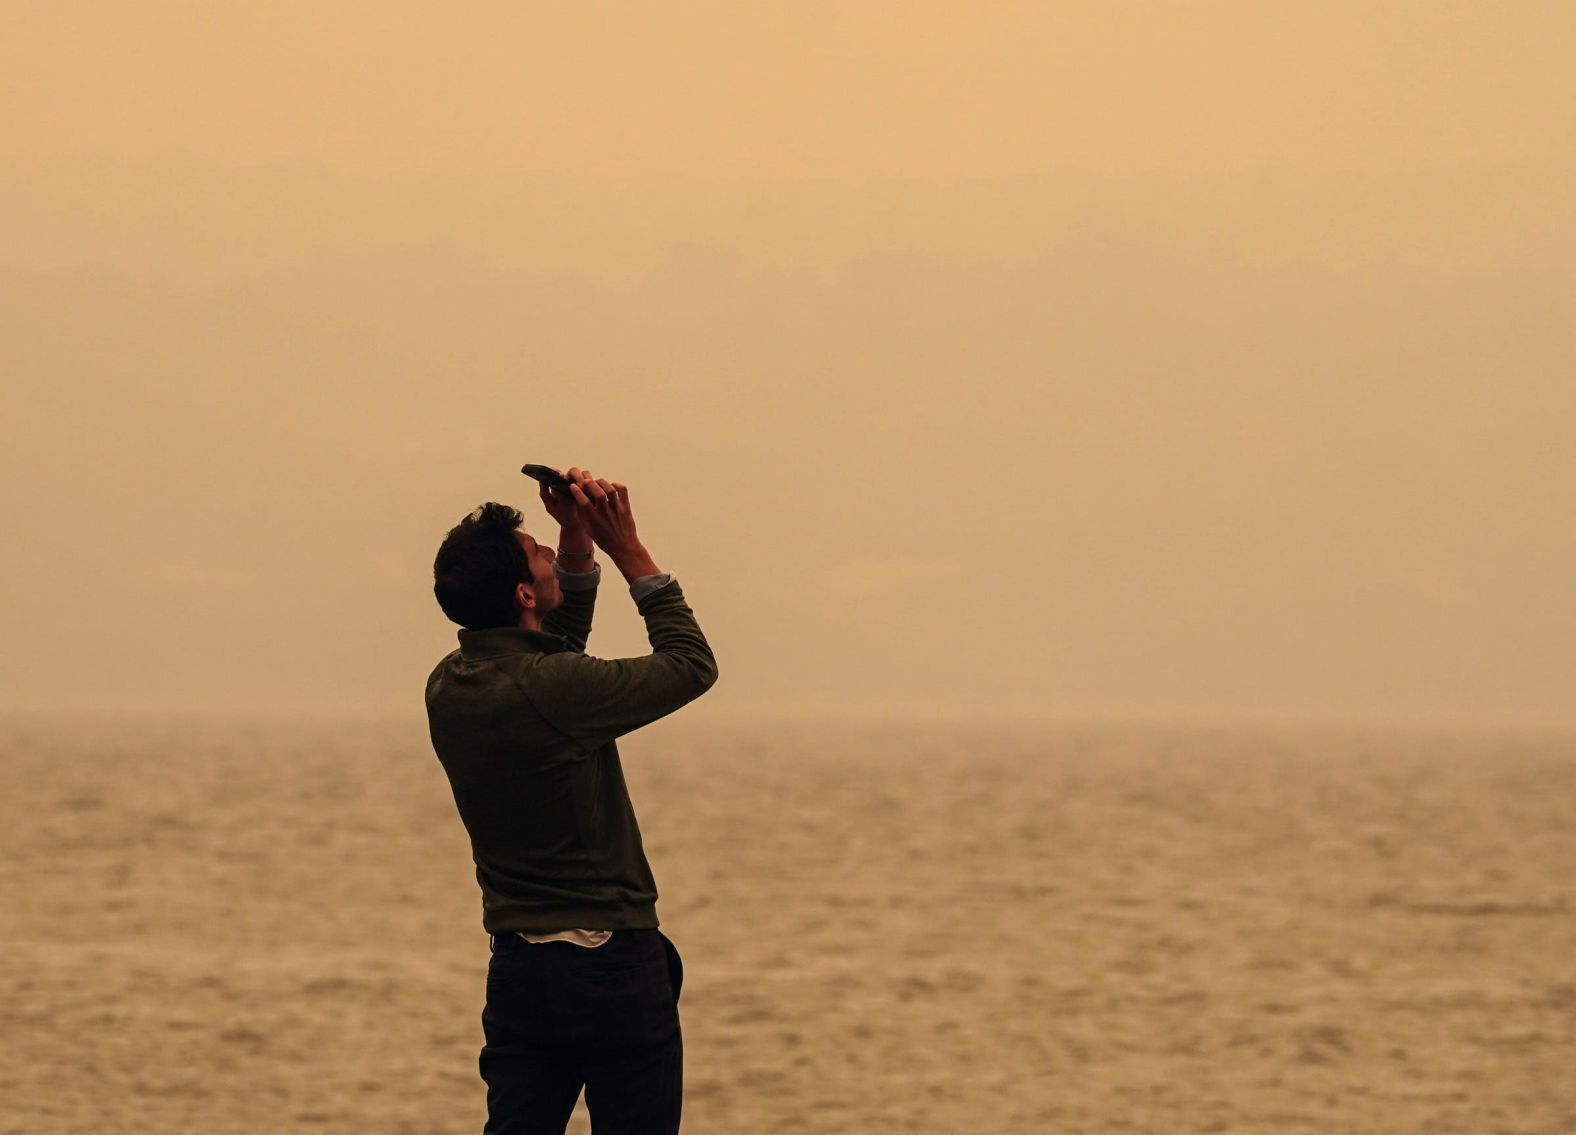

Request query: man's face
[{"left": 513, "top": 529, "right": 560, "bottom": 618}]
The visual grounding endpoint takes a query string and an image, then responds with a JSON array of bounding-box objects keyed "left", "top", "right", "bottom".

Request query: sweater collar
[{"left": 457, "top": 626, "right": 570, "bottom": 659}]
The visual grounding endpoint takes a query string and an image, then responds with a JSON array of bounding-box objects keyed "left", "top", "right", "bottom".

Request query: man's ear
[{"left": 516, "top": 581, "right": 534, "bottom": 609}]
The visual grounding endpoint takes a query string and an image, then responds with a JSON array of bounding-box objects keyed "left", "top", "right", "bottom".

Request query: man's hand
[
  {"left": 539, "top": 466, "right": 593, "bottom": 530},
  {"left": 566, "top": 472, "right": 641, "bottom": 557}
]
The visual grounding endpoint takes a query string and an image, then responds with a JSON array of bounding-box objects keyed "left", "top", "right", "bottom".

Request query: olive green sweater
[{"left": 425, "top": 562, "right": 718, "bottom": 934}]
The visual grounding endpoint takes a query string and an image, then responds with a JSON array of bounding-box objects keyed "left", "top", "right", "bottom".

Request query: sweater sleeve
[
  {"left": 629, "top": 572, "right": 674, "bottom": 602},
  {"left": 525, "top": 577, "right": 718, "bottom": 747},
  {"left": 542, "top": 565, "right": 673, "bottom": 653},
  {"left": 543, "top": 560, "right": 601, "bottom": 653}
]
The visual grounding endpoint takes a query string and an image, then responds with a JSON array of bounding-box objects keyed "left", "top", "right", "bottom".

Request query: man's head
[{"left": 432, "top": 502, "right": 560, "bottom": 631}]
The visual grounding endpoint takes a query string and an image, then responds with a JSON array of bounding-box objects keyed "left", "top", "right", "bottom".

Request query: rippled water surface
[{"left": 2, "top": 712, "right": 1572, "bottom": 1134}]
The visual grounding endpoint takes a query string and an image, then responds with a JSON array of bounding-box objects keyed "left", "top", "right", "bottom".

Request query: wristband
[{"left": 557, "top": 548, "right": 594, "bottom": 559}]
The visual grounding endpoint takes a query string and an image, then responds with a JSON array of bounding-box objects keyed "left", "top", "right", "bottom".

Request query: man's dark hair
[{"left": 433, "top": 502, "right": 530, "bottom": 630}]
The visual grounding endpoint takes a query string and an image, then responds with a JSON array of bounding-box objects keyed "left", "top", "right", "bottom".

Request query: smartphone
[{"left": 521, "top": 464, "right": 575, "bottom": 492}]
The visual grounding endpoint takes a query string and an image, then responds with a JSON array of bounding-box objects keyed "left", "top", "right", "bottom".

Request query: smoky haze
[{"left": 2, "top": 4, "right": 1572, "bottom": 730}]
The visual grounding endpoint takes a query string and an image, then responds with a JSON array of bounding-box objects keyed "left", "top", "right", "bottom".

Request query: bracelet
[{"left": 557, "top": 548, "right": 594, "bottom": 559}]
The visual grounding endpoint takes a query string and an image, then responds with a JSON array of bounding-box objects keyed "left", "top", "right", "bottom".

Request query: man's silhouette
[{"left": 425, "top": 468, "right": 718, "bottom": 1134}]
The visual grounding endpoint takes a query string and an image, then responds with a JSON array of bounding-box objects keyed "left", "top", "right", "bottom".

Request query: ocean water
[{"left": 1, "top": 711, "right": 1572, "bottom": 1134}]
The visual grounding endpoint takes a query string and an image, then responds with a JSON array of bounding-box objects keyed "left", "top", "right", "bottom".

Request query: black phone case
[{"left": 521, "top": 464, "right": 574, "bottom": 491}]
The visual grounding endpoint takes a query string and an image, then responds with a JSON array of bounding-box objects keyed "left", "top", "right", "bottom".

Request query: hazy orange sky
[{"left": 3, "top": 3, "right": 1572, "bottom": 729}]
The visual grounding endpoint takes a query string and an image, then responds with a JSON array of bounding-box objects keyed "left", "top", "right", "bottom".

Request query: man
[{"left": 425, "top": 466, "right": 718, "bottom": 1134}]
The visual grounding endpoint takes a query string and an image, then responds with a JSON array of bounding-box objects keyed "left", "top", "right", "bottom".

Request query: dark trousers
[{"left": 480, "top": 928, "right": 684, "bottom": 1134}]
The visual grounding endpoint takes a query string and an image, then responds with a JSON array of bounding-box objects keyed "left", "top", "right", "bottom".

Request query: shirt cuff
[
  {"left": 630, "top": 573, "right": 675, "bottom": 602},
  {"left": 553, "top": 559, "right": 601, "bottom": 590}
]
